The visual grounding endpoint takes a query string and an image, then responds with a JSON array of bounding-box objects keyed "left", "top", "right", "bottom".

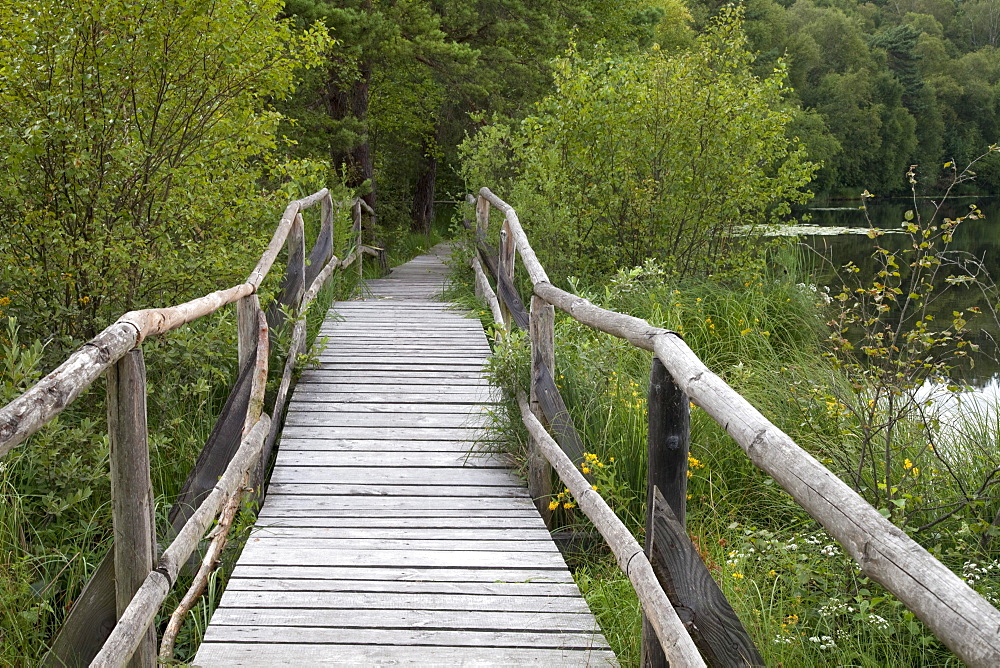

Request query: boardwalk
[{"left": 194, "top": 246, "right": 616, "bottom": 666}]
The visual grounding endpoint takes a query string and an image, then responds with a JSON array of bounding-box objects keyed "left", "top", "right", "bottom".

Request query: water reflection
[{"left": 794, "top": 197, "right": 1000, "bottom": 387}]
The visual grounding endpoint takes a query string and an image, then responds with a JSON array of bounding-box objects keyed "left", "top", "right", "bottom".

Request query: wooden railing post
[
  {"left": 498, "top": 218, "right": 515, "bottom": 329},
  {"left": 642, "top": 356, "right": 690, "bottom": 668},
  {"left": 107, "top": 348, "right": 156, "bottom": 668},
  {"left": 237, "top": 296, "right": 258, "bottom": 371},
  {"left": 529, "top": 295, "right": 555, "bottom": 525},
  {"left": 353, "top": 199, "right": 364, "bottom": 281},
  {"left": 287, "top": 212, "right": 306, "bottom": 311},
  {"left": 475, "top": 194, "right": 490, "bottom": 243}
]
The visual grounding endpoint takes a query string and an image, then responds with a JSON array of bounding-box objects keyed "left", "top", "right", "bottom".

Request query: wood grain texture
[
  {"left": 650, "top": 488, "right": 764, "bottom": 667},
  {"left": 195, "top": 246, "right": 614, "bottom": 666},
  {"left": 642, "top": 357, "right": 690, "bottom": 668},
  {"left": 106, "top": 349, "right": 156, "bottom": 668}
]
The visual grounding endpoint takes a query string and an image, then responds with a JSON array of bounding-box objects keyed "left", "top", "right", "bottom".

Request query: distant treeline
[{"left": 696, "top": 0, "right": 1000, "bottom": 194}]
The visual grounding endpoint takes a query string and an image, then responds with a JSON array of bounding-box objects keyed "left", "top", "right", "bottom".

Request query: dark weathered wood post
[
  {"left": 529, "top": 294, "right": 555, "bottom": 525},
  {"left": 353, "top": 199, "right": 364, "bottom": 281},
  {"left": 287, "top": 212, "right": 306, "bottom": 311},
  {"left": 237, "top": 296, "right": 258, "bottom": 371},
  {"left": 642, "top": 356, "right": 690, "bottom": 668},
  {"left": 498, "top": 218, "right": 515, "bottom": 329},
  {"left": 107, "top": 348, "right": 156, "bottom": 668},
  {"left": 475, "top": 194, "right": 490, "bottom": 244}
]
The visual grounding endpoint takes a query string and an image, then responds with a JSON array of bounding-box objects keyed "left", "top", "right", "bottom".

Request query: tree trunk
[
  {"left": 412, "top": 147, "right": 437, "bottom": 234},
  {"left": 327, "top": 60, "right": 376, "bottom": 212}
]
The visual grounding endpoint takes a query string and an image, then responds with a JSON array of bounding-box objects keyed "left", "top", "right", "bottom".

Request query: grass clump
[{"left": 464, "top": 252, "right": 1000, "bottom": 666}]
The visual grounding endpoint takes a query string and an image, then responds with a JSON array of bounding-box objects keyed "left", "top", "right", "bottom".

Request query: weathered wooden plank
[
  {"left": 260, "top": 494, "right": 537, "bottom": 511},
  {"left": 235, "top": 546, "right": 568, "bottom": 569},
  {"left": 256, "top": 507, "right": 542, "bottom": 519},
  {"left": 291, "top": 391, "right": 495, "bottom": 404},
  {"left": 283, "top": 412, "right": 488, "bottom": 428},
  {"left": 294, "top": 382, "right": 495, "bottom": 393},
  {"left": 252, "top": 515, "right": 539, "bottom": 529},
  {"left": 266, "top": 483, "right": 528, "bottom": 498},
  {"left": 219, "top": 591, "right": 590, "bottom": 614},
  {"left": 274, "top": 439, "right": 493, "bottom": 454},
  {"left": 278, "top": 426, "right": 487, "bottom": 440},
  {"left": 297, "top": 375, "right": 490, "bottom": 387},
  {"left": 194, "top": 642, "right": 616, "bottom": 666},
  {"left": 228, "top": 565, "right": 574, "bottom": 584},
  {"left": 246, "top": 527, "right": 554, "bottom": 541},
  {"left": 106, "top": 349, "right": 156, "bottom": 668},
  {"left": 242, "top": 537, "right": 557, "bottom": 552},
  {"left": 202, "top": 626, "right": 608, "bottom": 650},
  {"left": 269, "top": 467, "right": 518, "bottom": 485},
  {"left": 650, "top": 488, "right": 764, "bottom": 666},
  {"left": 270, "top": 451, "right": 506, "bottom": 468},
  {"left": 285, "top": 402, "right": 490, "bottom": 415}
]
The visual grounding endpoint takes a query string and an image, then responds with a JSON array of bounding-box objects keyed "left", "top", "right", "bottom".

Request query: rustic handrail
[
  {"left": 0, "top": 187, "right": 376, "bottom": 666},
  {"left": 471, "top": 187, "right": 1000, "bottom": 667}
]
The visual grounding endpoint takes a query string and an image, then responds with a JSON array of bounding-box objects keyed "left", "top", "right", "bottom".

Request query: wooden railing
[
  {"left": 468, "top": 188, "right": 1000, "bottom": 667},
  {"left": 0, "top": 188, "right": 381, "bottom": 667}
]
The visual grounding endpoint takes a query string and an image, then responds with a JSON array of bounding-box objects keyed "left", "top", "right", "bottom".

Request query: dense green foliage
[
  {"left": 461, "top": 10, "right": 816, "bottom": 280},
  {"left": 716, "top": 0, "right": 1000, "bottom": 193},
  {"left": 0, "top": 0, "right": 328, "bottom": 340},
  {"left": 277, "top": 0, "right": 695, "bottom": 235}
]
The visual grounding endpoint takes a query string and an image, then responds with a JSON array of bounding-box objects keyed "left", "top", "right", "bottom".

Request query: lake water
[{"left": 797, "top": 196, "right": 1000, "bottom": 386}]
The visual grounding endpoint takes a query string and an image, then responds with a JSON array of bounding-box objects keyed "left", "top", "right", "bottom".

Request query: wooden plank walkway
[{"left": 194, "top": 245, "right": 617, "bottom": 666}]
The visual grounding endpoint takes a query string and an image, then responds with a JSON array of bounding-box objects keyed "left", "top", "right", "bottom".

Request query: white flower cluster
[
  {"left": 820, "top": 544, "right": 840, "bottom": 557},
  {"left": 818, "top": 598, "right": 854, "bottom": 617},
  {"left": 867, "top": 613, "right": 890, "bottom": 631},
  {"left": 962, "top": 559, "right": 1000, "bottom": 584},
  {"left": 772, "top": 634, "right": 796, "bottom": 645},
  {"left": 808, "top": 635, "right": 837, "bottom": 650}
]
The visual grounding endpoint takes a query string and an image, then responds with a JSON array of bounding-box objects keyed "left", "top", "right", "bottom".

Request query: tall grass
[{"left": 462, "top": 254, "right": 1000, "bottom": 666}]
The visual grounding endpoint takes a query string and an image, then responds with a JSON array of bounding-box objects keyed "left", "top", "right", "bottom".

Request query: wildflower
[
  {"left": 904, "top": 458, "right": 914, "bottom": 470},
  {"left": 582, "top": 466, "right": 591, "bottom": 474},
  {"left": 563, "top": 502, "right": 575, "bottom": 509},
  {"left": 591, "top": 485, "right": 598, "bottom": 491},
  {"left": 548, "top": 501, "right": 559, "bottom": 511},
  {"left": 820, "top": 544, "right": 840, "bottom": 557},
  {"left": 732, "top": 572, "right": 744, "bottom": 579},
  {"left": 768, "top": 570, "right": 777, "bottom": 577}
]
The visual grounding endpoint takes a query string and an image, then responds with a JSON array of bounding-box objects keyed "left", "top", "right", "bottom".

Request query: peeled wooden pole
[
  {"left": 90, "top": 416, "right": 270, "bottom": 668},
  {"left": 470, "top": 257, "right": 504, "bottom": 326},
  {"left": 247, "top": 188, "right": 329, "bottom": 289},
  {"left": 106, "top": 348, "right": 156, "bottom": 668},
  {"left": 0, "top": 323, "right": 138, "bottom": 456},
  {"left": 480, "top": 188, "right": 1000, "bottom": 665},
  {"left": 158, "top": 479, "right": 245, "bottom": 663},
  {"left": 516, "top": 393, "right": 705, "bottom": 667},
  {"left": 533, "top": 280, "right": 1000, "bottom": 665}
]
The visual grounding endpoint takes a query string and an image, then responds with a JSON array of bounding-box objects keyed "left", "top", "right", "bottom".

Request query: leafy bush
[
  {"left": 0, "top": 0, "right": 329, "bottom": 340},
  {"left": 460, "top": 6, "right": 816, "bottom": 281}
]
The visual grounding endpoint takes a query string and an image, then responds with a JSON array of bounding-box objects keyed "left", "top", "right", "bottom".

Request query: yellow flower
[
  {"left": 591, "top": 485, "right": 598, "bottom": 491},
  {"left": 904, "top": 458, "right": 913, "bottom": 470},
  {"left": 582, "top": 466, "right": 591, "bottom": 474},
  {"left": 732, "top": 572, "right": 744, "bottom": 579},
  {"left": 563, "top": 502, "right": 576, "bottom": 509},
  {"left": 769, "top": 570, "right": 777, "bottom": 577},
  {"left": 548, "top": 501, "right": 559, "bottom": 511}
]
